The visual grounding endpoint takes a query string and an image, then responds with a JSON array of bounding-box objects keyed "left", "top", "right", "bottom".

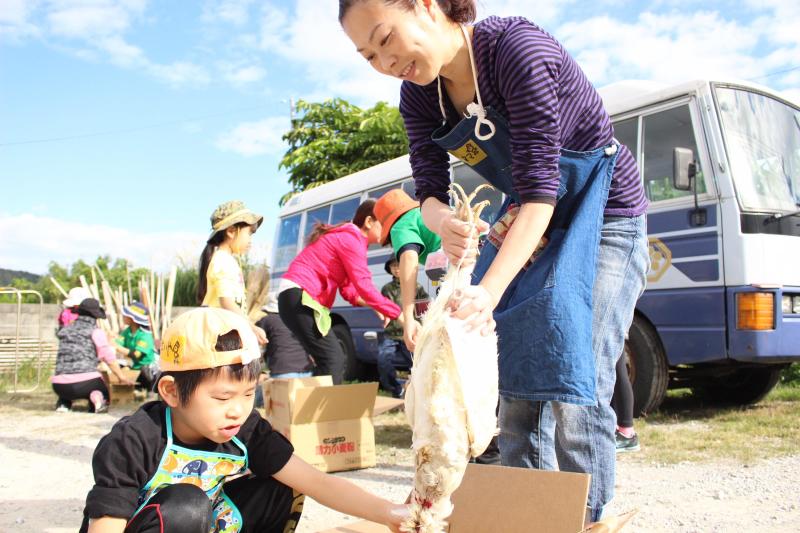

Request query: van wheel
[
  {"left": 626, "top": 316, "right": 669, "bottom": 417},
  {"left": 693, "top": 367, "right": 782, "bottom": 405},
  {"left": 333, "top": 323, "right": 364, "bottom": 382}
]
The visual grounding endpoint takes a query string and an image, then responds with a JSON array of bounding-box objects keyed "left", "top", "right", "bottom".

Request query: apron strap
[
  {"left": 165, "top": 406, "right": 174, "bottom": 448},
  {"left": 435, "top": 26, "right": 497, "bottom": 141}
]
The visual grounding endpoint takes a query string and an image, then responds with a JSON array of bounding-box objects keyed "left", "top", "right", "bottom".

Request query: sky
[{"left": 1, "top": 0, "right": 798, "bottom": 274}]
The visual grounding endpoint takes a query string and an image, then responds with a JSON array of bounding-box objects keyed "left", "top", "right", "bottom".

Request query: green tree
[{"left": 279, "top": 98, "right": 409, "bottom": 205}]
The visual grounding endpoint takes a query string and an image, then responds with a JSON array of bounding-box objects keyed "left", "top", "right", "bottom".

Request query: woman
[
  {"left": 52, "top": 298, "right": 133, "bottom": 413},
  {"left": 198, "top": 200, "right": 267, "bottom": 345},
  {"left": 58, "top": 287, "right": 91, "bottom": 329},
  {"left": 340, "top": 0, "right": 649, "bottom": 521},
  {"left": 278, "top": 199, "right": 401, "bottom": 385}
]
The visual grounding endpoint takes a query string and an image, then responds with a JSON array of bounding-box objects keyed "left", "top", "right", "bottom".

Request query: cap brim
[{"left": 380, "top": 203, "right": 417, "bottom": 246}]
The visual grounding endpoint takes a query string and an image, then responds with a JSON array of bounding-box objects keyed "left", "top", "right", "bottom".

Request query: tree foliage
[{"left": 279, "top": 98, "right": 409, "bottom": 205}]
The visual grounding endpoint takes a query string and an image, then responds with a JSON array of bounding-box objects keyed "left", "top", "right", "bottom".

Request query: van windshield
[{"left": 716, "top": 86, "right": 800, "bottom": 213}]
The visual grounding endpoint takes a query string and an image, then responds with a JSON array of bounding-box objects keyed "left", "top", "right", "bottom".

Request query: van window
[
  {"left": 368, "top": 183, "right": 403, "bottom": 199},
  {"left": 402, "top": 179, "right": 419, "bottom": 199},
  {"left": 274, "top": 214, "right": 301, "bottom": 271},
  {"left": 614, "top": 118, "right": 638, "bottom": 162},
  {"left": 451, "top": 164, "right": 504, "bottom": 223},
  {"left": 304, "top": 205, "right": 330, "bottom": 241},
  {"left": 331, "top": 196, "right": 360, "bottom": 224},
  {"left": 642, "top": 105, "right": 706, "bottom": 202}
]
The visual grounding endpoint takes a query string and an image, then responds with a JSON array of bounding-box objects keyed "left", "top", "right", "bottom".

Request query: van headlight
[{"left": 783, "top": 295, "right": 793, "bottom": 314}]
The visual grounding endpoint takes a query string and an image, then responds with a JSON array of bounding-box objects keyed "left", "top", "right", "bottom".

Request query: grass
[
  {"left": 626, "top": 384, "right": 800, "bottom": 464},
  {"left": 0, "top": 358, "right": 52, "bottom": 393}
]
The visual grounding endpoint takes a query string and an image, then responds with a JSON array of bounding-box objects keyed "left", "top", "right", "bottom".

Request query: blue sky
[{"left": 1, "top": 0, "right": 798, "bottom": 273}]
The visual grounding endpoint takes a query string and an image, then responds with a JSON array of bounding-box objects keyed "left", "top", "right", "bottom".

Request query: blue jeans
[
  {"left": 498, "top": 215, "right": 649, "bottom": 522},
  {"left": 377, "top": 338, "right": 413, "bottom": 398}
]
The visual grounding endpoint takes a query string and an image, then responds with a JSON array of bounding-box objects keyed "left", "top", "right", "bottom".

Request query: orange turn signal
[{"left": 736, "top": 292, "right": 775, "bottom": 330}]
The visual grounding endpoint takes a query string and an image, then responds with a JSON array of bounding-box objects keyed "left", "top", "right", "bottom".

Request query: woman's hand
[
  {"left": 438, "top": 214, "right": 489, "bottom": 266},
  {"left": 251, "top": 324, "right": 268, "bottom": 346},
  {"left": 447, "top": 284, "right": 498, "bottom": 336},
  {"left": 374, "top": 310, "right": 390, "bottom": 328}
]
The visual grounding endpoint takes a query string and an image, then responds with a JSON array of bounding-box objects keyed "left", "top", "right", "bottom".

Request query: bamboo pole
[
  {"left": 101, "top": 281, "right": 119, "bottom": 333},
  {"left": 94, "top": 261, "right": 108, "bottom": 283},
  {"left": 90, "top": 267, "right": 101, "bottom": 300},
  {"left": 164, "top": 265, "right": 177, "bottom": 330},
  {"left": 140, "top": 277, "right": 148, "bottom": 307},
  {"left": 81, "top": 275, "right": 111, "bottom": 333},
  {"left": 125, "top": 260, "right": 132, "bottom": 299},
  {"left": 49, "top": 277, "right": 69, "bottom": 299},
  {"left": 141, "top": 282, "right": 159, "bottom": 340},
  {"left": 154, "top": 274, "right": 162, "bottom": 336},
  {"left": 159, "top": 273, "right": 166, "bottom": 333},
  {"left": 123, "top": 291, "right": 129, "bottom": 307}
]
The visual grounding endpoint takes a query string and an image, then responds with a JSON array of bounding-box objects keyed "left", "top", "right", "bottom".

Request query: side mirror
[{"left": 673, "top": 147, "right": 696, "bottom": 191}]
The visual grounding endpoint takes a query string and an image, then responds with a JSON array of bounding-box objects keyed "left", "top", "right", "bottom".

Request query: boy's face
[
  {"left": 389, "top": 262, "right": 400, "bottom": 278},
  {"left": 170, "top": 373, "right": 258, "bottom": 445}
]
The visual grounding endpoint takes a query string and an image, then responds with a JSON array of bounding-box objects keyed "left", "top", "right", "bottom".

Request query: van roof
[{"left": 598, "top": 78, "right": 797, "bottom": 117}]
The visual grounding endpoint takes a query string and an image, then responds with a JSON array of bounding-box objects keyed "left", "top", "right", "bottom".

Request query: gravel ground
[{"left": 1, "top": 402, "right": 798, "bottom": 532}]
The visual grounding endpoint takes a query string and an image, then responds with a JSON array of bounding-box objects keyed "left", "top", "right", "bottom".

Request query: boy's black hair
[{"left": 160, "top": 329, "right": 262, "bottom": 405}]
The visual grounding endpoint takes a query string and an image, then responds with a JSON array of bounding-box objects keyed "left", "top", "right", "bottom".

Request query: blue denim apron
[{"left": 430, "top": 26, "right": 618, "bottom": 405}]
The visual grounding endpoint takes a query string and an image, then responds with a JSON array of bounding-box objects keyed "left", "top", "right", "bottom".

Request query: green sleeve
[{"left": 390, "top": 210, "right": 425, "bottom": 257}]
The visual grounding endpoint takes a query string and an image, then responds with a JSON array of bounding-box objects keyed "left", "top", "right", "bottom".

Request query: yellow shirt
[{"left": 202, "top": 249, "right": 246, "bottom": 311}]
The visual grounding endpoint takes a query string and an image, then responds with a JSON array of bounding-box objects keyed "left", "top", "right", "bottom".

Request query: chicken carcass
[{"left": 402, "top": 184, "right": 499, "bottom": 533}]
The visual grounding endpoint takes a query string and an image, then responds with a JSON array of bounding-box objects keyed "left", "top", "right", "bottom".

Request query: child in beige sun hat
[{"left": 197, "top": 200, "right": 267, "bottom": 345}]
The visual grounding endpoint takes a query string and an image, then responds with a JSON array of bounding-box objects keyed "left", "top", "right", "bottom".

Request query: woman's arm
[
  {"left": 450, "top": 202, "right": 554, "bottom": 332},
  {"left": 273, "top": 456, "right": 406, "bottom": 531},
  {"left": 337, "top": 233, "right": 401, "bottom": 319}
]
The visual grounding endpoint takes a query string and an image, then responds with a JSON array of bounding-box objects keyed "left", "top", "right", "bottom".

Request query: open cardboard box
[
  {"left": 318, "top": 463, "right": 593, "bottom": 533},
  {"left": 265, "top": 376, "right": 380, "bottom": 473},
  {"left": 99, "top": 366, "right": 140, "bottom": 404}
]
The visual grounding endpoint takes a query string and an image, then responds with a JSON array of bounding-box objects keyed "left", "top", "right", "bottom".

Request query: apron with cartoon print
[
  {"left": 135, "top": 407, "right": 248, "bottom": 532},
  {"left": 430, "top": 26, "right": 619, "bottom": 404}
]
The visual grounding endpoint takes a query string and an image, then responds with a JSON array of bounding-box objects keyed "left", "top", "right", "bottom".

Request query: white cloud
[
  {"left": 0, "top": 212, "right": 206, "bottom": 274},
  {"left": 215, "top": 116, "right": 289, "bottom": 156},
  {"left": 222, "top": 63, "right": 267, "bottom": 85},
  {"left": 203, "top": 0, "right": 255, "bottom": 26},
  {"left": 0, "top": 0, "right": 41, "bottom": 41}
]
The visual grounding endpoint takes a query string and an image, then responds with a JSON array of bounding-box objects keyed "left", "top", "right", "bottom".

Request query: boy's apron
[
  {"left": 430, "top": 26, "right": 618, "bottom": 405},
  {"left": 134, "top": 407, "right": 249, "bottom": 532}
]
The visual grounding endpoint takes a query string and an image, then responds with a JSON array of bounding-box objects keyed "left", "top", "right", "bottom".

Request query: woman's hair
[
  {"left": 306, "top": 198, "right": 377, "bottom": 245},
  {"left": 338, "top": 0, "right": 476, "bottom": 24},
  {"left": 197, "top": 222, "right": 250, "bottom": 304},
  {"left": 159, "top": 329, "right": 262, "bottom": 405}
]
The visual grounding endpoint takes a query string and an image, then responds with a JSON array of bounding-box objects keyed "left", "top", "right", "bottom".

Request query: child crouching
[{"left": 81, "top": 307, "right": 407, "bottom": 532}]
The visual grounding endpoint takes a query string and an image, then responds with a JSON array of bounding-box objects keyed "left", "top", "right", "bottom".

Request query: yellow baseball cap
[{"left": 160, "top": 307, "right": 260, "bottom": 372}]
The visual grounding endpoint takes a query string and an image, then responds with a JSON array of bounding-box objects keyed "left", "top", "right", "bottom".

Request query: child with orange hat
[
  {"left": 81, "top": 307, "right": 408, "bottom": 532},
  {"left": 374, "top": 189, "right": 440, "bottom": 351}
]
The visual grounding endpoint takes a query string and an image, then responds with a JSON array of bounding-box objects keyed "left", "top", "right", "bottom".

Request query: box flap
[
  {"left": 372, "top": 396, "right": 405, "bottom": 417},
  {"left": 292, "top": 382, "right": 378, "bottom": 423},
  {"left": 449, "top": 464, "right": 590, "bottom": 532}
]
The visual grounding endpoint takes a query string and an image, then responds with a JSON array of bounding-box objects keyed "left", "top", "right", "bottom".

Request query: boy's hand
[
  {"left": 384, "top": 503, "right": 411, "bottom": 532},
  {"left": 251, "top": 324, "right": 268, "bottom": 346}
]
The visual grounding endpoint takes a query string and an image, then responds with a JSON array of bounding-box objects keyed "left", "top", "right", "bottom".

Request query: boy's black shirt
[{"left": 84, "top": 401, "right": 294, "bottom": 521}]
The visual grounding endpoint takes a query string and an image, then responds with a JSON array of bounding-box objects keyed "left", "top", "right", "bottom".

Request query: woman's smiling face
[{"left": 341, "top": 0, "right": 447, "bottom": 86}]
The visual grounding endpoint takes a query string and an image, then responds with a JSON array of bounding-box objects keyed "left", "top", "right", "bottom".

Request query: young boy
[
  {"left": 379, "top": 258, "right": 428, "bottom": 398},
  {"left": 82, "top": 307, "right": 406, "bottom": 532}
]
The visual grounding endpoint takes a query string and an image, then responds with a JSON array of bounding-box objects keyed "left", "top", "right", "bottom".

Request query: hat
[
  {"left": 77, "top": 298, "right": 106, "bottom": 319},
  {"left": 209, "top": 200, "right": 264, "bottom": 241},
  {"left": 262, "top": 291, "right": 279, "bottom": 314},
  {"left": 384, "top": 257, "right": 398, "bottom": 275},
  {"left": 63, "top": 287, "right": 91, "bottom": 307},
  {"left": 160, "top": 307, "right": 260, "bottom": 372},
  {"left": 374, "top": 189, "right": 418, "bottom": 246},
  {"left": 123, "top": 301, "right": 151, "bottom": 327}
]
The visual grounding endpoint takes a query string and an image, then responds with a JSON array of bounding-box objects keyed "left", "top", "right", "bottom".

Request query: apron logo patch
[{"left": 450, "top": 140, "right": 487, "bottom": 166}]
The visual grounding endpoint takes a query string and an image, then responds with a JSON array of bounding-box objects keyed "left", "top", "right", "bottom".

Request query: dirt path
[{"left": 1, "top": 402, "right": 797, "bottom": 532}]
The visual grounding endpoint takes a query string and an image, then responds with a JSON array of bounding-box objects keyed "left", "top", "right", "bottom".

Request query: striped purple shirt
[{"left": 400, "top": 16, "right": 648, "bottom": 217}]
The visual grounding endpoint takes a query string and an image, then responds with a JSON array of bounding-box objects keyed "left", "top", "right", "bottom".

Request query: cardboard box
[
  {"left": 266, "top": 376, "right": 379, "bottom": 473},
  {"left": 101, "top": 368, "right": 140, "bottom": 404},
  {"left": 317, "top": 463, "right": 591, "bottom": 533},
  {"left": 372, "top": 395, "right": 405, "bottom": 416}
]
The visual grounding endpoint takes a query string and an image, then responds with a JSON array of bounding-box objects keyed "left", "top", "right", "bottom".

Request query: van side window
[
  {"left": 642, "top": 105, "right": 706, "bottom": 202},
  {"left": 369, "top": 183, "right": 403, "bottom": 199},
  {"left": 304, "top": 205, "right": 330, "bottom": 242},
  {"left": 451, "top": 164, "right": 504, "bottom": 223},
  {"left": 331, "top": 197, "right": 360, "bottom": 225},
  {"left": 402, "top": 179, "right": 418, "bottom": 199},
  {"left": 614, "top": 118, "right": 638, "bottom": 162},
  {"left": 274, "top": 214, "right": 301, "bottom": 272}
]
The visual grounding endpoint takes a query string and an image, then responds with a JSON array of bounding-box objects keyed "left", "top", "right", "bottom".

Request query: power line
[
  {"left": 0, "top": 104, "right": 278, "bottom": 147},
  {"left": 749, "top": 65, "right": 800, "bottom": 81}
]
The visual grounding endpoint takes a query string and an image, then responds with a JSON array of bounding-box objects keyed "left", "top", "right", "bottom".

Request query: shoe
[
  {"left": 94, "top": 401, "right": 109, "bottom": 414},
  {"left": 615, "top": 430, "right": 640, "bottom": 453},
  {"left": 55, "top": 404, "right": 70, "bottom": 413}
]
